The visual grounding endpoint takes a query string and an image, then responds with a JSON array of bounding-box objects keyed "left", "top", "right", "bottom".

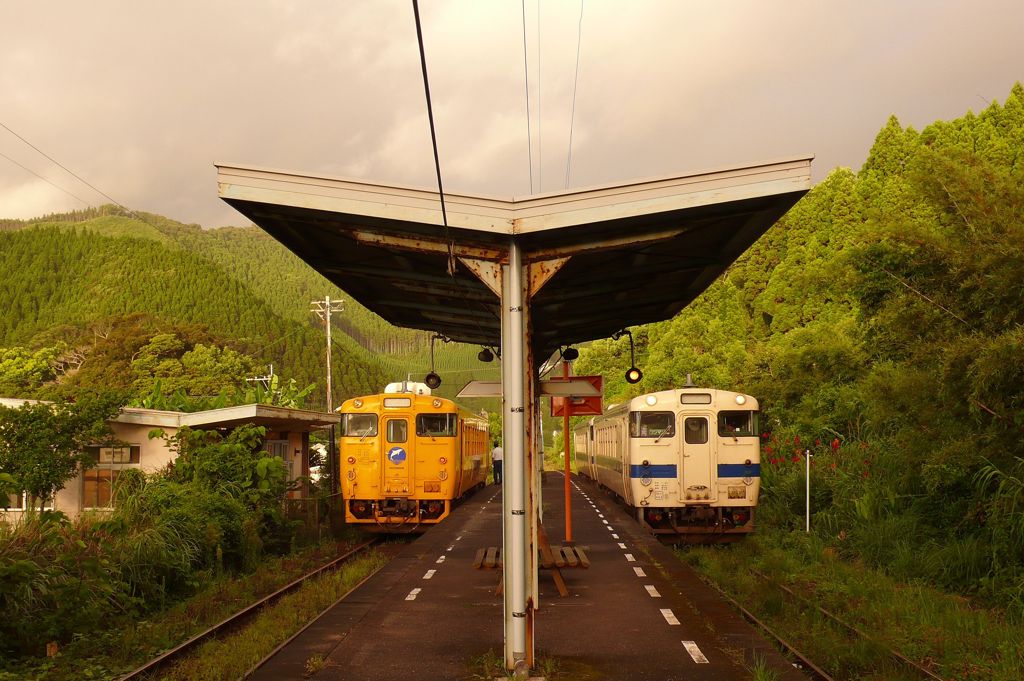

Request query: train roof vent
[{"left": 383, "top": 381, "right": 432, "bottom": 395}]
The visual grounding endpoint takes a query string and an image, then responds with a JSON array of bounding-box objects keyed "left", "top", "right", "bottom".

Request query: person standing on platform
[{"left": 491, "top": 441, "right": 503, "bottom": 484}]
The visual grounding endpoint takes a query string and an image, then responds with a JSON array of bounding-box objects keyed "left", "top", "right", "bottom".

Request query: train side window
[
  {"left": 386, "top": 419, "right": 408, "bottom": 443},
  {"left": 416, "top": 413, "right": 457, "bottom": 437},
  {"left": 629, "top": 411, "right": 675, "bottom": 438},
  {"left": 718, "top": 411, "right": 755, "bottom": 437},
  {"left": 341, "top": 413, "right": 377, "bottom": 437},
  {"left": 684, "top": 417, "right": 708, "bottom": 444}
]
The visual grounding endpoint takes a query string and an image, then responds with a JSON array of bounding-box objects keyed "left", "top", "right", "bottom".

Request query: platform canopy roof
[{"left": 217, "top": 156, "right": 812, "bottom": 358}]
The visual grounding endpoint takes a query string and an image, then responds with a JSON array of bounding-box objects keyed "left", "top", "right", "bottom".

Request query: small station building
[{"left": 1, "top": 399, "right": 339, "bottom": 518}]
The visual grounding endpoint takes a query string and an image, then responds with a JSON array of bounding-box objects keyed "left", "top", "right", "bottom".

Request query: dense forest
[
  {"left": 577, "top": 83, "right": 1024, "bottom": 615},
  {"left": 0, "top": 208, "right": 498, "bottom": 407}
]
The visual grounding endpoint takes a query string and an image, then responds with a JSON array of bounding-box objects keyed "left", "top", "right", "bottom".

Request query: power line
[
  {"left": 521, "top": 0, "right": 534, "bottom": 194},
  {"left": 537, "top": 0, "right": 542, "bottom": 193},
  {"left": 565, "top": 0, "right": 584, "bottom": 189},
  {"left": 411, "top": 0, "right": 456, "bottom": 276},
  {"left": 0, "top": 149, "right": 93, "bottom": 207},
  {"left": 0, "top": 120, "right": 144, "bottom": 222}
]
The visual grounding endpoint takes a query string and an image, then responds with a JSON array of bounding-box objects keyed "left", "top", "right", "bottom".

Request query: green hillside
[{"left": 577, "top": 83, "right": 1024, "bottom": 614}]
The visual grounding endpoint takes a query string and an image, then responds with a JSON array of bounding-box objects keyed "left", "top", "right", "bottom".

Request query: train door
[
  {"left": 382, "top": 415, "right": 414, "bottom": 497},
  {"left": 678, "top": 414, "right": 714, "bottom": 502}
]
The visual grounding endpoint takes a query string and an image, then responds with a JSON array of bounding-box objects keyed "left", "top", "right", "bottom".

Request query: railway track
[
  {"left": 119, "top": 538, "right": 382, "bottom": 681},
  {"left": 707, "top": 568, "right": 948, "bottom": 681}
]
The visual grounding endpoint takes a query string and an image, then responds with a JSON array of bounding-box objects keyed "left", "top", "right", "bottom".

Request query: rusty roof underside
[{"left": 216, "top": 156, "right": 811, "bottom": 358}]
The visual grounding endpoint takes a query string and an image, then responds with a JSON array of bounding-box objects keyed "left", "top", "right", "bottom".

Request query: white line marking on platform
[
  {"left": 644, "top": 585, "right": 661, "bottom": 598},
  {"left": 682, "top": 641, "right": 709, "bottom": 663},
  {"left": 624, "top": 553, "right": 636, "bottom": 562},
  {"left": 598, "top": 513, "right": 604, "bottom": 518},
  {"left": 447, "top": 546, "right": 454, "bottom": 552},
  {"left": 612, "top": 534, "right": 619, "bottom": 539},
  {"left": 633, "top": 567, "right": 646, "bottom": 577},
  {"left": 423, "top": 570, "right": 436, "bottom": 580},
  {"left": 660, "top": 609, "right": 680, "bottom": 625},
  {"left": 405, "top": 588, "right": 421, "bottom": 601},
  {"left": 618, "top": 542, "right": 627, "bottom": 549},
  {"left": 607, "top": 526, "right": 614, "bottom": 531},
  {"left": 602, "top": 519, "right": 609, "bottom": 525},
  {"left": 436, "top": 555, "right": 446, "bottom": 564},
  {"left": 456, "top": 536, "right": 462, "bottom": 541}
]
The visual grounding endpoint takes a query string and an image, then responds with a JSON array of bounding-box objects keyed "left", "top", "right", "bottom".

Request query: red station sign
[{"left": 549, "top": 375, "right": 604, "bottom": 417}]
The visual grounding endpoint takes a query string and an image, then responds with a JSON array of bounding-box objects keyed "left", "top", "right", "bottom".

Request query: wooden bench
[{"left": 473, "top": 526, "right": 589, "bottom": 598}]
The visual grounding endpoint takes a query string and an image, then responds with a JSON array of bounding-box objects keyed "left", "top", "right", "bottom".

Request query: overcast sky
[{"left": 1, "top": 0, "right": 1021, "bottom": 227}]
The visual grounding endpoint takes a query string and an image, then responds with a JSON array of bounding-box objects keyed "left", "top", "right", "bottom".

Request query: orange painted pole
[{"left": 563, "top": 360, "right": 573, "bottom": 544}]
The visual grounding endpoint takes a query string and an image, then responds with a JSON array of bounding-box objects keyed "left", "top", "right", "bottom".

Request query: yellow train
[{"left": 339, "top": 382, "right": 491, "bottom": 530}]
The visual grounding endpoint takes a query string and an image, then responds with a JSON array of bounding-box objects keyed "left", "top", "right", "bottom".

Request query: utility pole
[
  {"left": 311, "top": 296, "right": 344, "bottom": 411},
  {"left": 311, "top": 296, "right": 344, "bottom": 499}
]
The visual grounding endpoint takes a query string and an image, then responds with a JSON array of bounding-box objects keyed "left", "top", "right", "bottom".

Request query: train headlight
[
  {"left": 439, "top": 457, "right": 447, "bottom": 465},
  {"left": 353, "top": 399, "right": 363, "bottom": 408},
  {"left": 645, "top": 395, "right": 657, "bottom": 406},
  {"left": 735, "top": 395, "right": 746, "bottom": 405},
  {"left": 347, "top": 456, "right": 356, "bottom": 465}
]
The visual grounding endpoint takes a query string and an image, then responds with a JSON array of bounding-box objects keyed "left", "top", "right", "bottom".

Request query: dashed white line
[
  {"left": 682, "top": 641, "right": 709, "bottom": 663},
  {"left": 405, "top": 588, "right": 422, "bottom": 601},
  {"left": 602, "top": 520, "right": 609, "bottom": 525},
  {"left": 606, "top": 526, "right": 614, "bottom": 532},
  {"left": 436, "top": 555, "right": 446, "bottom": 564},
  {"left": 612, "top": 534, "right": 619, "bottom": 539},
  {"left": 617, "top": 542, "right": 627, "bottom": 549},
  {"left": 423, "top": 570, "right": 436, "bottom": 580},
  {"left": 456, "top": 536, "right": 463, "bottom": 541},
  {"left": 644, "top": 585, "right": 661, "bottom": 598},
  {"left": 597, "top": 513, "right": 604, "bottom": 518},
  {"left": 660, "top": 609, "right": 680, "bottom": 625},
  {"left": 447, "top": 545, "right": 454, "bottom": 552},
  {"left": 624, "top": 553, "right": 636, "bottom": 562},
  {"left": 633, "top": 567, "right": 646, "bottom": 577}
]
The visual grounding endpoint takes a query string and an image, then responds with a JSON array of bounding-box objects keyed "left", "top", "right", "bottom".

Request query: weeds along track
[
  {"left": 119, "top": 538, "right": 385, "bottom": 681},
  {"left": 709, "top": 568, "right": 948, "bottom": 681},
  {"left": 746, "top": 569, "right": 948, "bottom": 681}
]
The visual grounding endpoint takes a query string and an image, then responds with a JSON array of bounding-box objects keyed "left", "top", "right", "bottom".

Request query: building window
[
  {"left": 81, "top": 444, "right": 141, "bottom": 509},
  {"left": 3, "top": 492, "right": 54, "bottom": 511}
]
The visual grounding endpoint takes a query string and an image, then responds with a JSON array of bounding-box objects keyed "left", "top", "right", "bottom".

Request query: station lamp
[
  {"left": 560, "top": 346, "right": 579, "bottom": 361},
  {"left": 424, "top": 333, "right": 451, "bottom": 389},
  {"left": 612, "top": 328, "right": 644, "bottom": 384},
  {"left": 477, "top": 346, "right": 495, "bottom": 362}
]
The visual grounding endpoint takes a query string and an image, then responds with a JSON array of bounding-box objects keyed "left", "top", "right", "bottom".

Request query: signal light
[
  {"left": 625, "top": 367, "right": 643, "bottom": 384},
  {"left": 425, "top": 372, "right": 442, "bottom": 389},
  {"left": 439, "top": 457, "right": 447, "bottom": 464},
  {"left": 347, "top": 456, "right": 356, "bottom": 464}
]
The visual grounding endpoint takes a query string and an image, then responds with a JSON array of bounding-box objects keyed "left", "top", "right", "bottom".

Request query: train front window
[
  {"left": 416, "top": 413, "right": 457, "bottom": 437},
  {"left": 341, "top": 413, "right": 377, "bottom": 437},
  {"left": 629, "top": 411, "right": 675, "bottom": 439},
  {"left": 684, "top": 417, "right": 708, "bottom": 444},
  {"left": 387, "top": 419, "right": 408, "bottom": 443},
  {"left": 718, "top": 411, "right": 757, "bottom": 437}
]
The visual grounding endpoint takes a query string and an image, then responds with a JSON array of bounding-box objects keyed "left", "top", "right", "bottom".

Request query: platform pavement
[{"left": 251, "top": 473, "right": 806, "bottom": 681}]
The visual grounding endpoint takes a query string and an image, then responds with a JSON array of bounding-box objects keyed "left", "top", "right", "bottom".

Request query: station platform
[{"left": 252, "top": 472, "right": 805, "bottom": 681}]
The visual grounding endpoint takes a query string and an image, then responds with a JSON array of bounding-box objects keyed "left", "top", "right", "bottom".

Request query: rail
[{"left": 119, "top": 538, "right": 380, "bottom": 680}]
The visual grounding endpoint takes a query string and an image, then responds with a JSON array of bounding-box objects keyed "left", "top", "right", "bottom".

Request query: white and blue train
[{"left": 572, "top": 385, "right": 760, "bottom": 542}]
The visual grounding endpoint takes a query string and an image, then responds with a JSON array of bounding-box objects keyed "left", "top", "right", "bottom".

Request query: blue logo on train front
[{"left": 387, "top": 446, "right": 407, "bottom": 464}]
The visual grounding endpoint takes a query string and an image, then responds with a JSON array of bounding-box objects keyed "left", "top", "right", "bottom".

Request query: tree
[{"left": 0, "top": 394, "right": 124, "bottom": 511}]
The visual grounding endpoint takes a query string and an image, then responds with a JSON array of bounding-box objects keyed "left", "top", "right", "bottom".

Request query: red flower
[
  {"left": 815, "top": 439, "right": 821, "bottom": 446},
  {"left": 831, "top": 439, "right": 840, "bottom": 452},
  {"left": 794, "top": 436, "right": 801, "bottom": 445},
  {"left": 792, "top": 455, "right": 801, "bottom": 462}
]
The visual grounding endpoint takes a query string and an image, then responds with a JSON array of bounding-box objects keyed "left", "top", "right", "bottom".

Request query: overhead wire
[
  {"left": 0, "top": 120, "right": 146, "bottom": 223},
  {"left": 411, "top": 0, "right": 456, "bottom": 277},
  {"left": 521, "top": 0, "right": 534, "bottom": 194},
  {"left": 565, "top": 0, "right": 584, "bottom": 189},
  {"left": 0, "top": 148, "right": 93, "bottom": 207}
]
